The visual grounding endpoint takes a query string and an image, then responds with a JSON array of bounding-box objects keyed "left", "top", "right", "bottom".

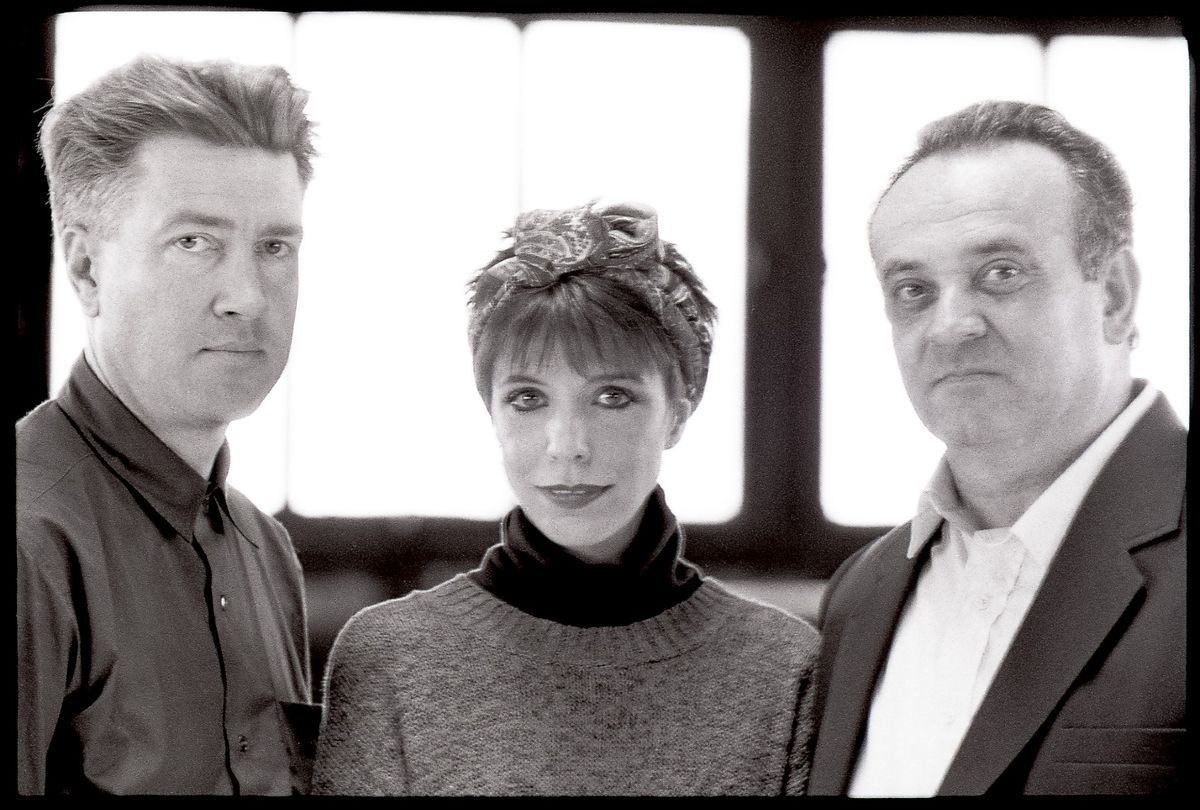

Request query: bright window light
[
  {"left": 1045, "top": 36, "right": 1192, "bottom": 429},
  {"left": 821, "top": 31, "right": 1191, "bottom": 528},
  {"left": 49, "top": 10, "right": 296, "bottom": 514},
  {"left": 286, "top": 13, "right": 522, "bottom": 519},
  {"left": 521, "top": 21, "right": 750, "bottom": 523},
  {"left": 48, "top": 13, "right": 751, "bottom": 524}
]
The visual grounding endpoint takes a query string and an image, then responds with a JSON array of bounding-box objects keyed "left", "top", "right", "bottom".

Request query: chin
[
  {"left": 930, "top": 416, "right": 1014, "bottom": 449},
  {"left": 202, "top": 394, "right": 270, "bottom": 426}
]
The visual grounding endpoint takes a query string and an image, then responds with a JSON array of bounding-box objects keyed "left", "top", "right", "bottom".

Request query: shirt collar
[
  {"left": 909, "top": 458, "right": 963, "bottom": 558},
  {"left": 909, "top": 380, "right": 1158, "bottom": 561},
  {"left": 57, "top": 354, "right": 231, "bottom": 541}
]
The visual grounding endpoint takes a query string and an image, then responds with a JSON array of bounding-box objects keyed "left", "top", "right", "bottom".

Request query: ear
[
  {"left": 1098, "top": 246, "right": 1139, "bottom": 346},
  {"left": 62, "top": 224, "right": 103, "bottom": 318},
  {"left": 664, "top": 397, "right": 693, "bottom": 450}
]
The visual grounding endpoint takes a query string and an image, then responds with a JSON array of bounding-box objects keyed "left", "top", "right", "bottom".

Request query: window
[
  {"left": 48, "top": 11, "right": 750, "bottom": 522},
  {"left": 820, "top": 31, "right": 1191, "bottom": 527},
  {"left": 40, "top": 14, "right": 1190, "bottom": 558}
]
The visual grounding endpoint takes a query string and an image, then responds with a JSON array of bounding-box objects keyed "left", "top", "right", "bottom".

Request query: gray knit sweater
[{"left": 312, "top": 573, "right": 819, "bottom": 796}]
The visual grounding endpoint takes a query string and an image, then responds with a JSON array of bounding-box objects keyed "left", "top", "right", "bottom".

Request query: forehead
[
  {"left": 870, "top": 142, "right": 1077, "bottom": 268},
  {"left": 127, "top": 134, "right": 304, "bottom": 209}
]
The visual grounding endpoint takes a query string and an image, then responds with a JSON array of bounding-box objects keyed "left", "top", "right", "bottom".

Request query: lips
[
  {"left": 935, "top": 369, "right": 999, "bottom": 384},
  {"left": 202, "top": 344, "right": 265, "bottom": 354},
  {"left": 536, "top": 484, "right": 611, "bottom": 510}
]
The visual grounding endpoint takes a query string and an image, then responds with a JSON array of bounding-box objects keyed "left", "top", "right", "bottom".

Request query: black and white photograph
[{"left": 14, "top": 7, "right": 1190, "bottom": 796}]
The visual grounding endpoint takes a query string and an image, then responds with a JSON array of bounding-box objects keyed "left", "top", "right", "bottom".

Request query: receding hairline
[
  {"left": 85, "top": 134, "right": 307, "bottom": 238},
  {"left": 39, "top": 54, "right": 317, "bottom": 238},
  {"left": 869, "top": 139, "right": 1083, "bottom": 238}
]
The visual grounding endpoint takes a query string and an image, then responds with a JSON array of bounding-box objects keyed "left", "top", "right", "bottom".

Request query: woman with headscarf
[{"left": 312, "top": 201, "right": 819, "bottom": 796}]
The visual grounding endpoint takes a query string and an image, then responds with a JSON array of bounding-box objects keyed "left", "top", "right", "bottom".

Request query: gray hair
[
  {"left": 879, "top": 100, "right": 1133, "bottom": 280},
  {"left": 39, "top": 54, "right": 316, "bottom": 238}
]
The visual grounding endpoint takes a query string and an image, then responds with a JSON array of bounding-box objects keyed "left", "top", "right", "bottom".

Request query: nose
[
  {"left": 545, "top": 408, "right": 591, "bottom": 463},
  {"left": 927, "top": 287, "right": 985, "bottom": 346},
  {"left": 212, "top": 248, "right": 267, "bottom": 319}
]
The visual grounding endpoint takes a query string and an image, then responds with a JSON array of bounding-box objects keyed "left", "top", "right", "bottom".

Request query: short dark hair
[
  {"left": 39, "top": 54, "right": 316, "bottom": 238},
  {"left": 471, "top": 270, "right": 689, "bottom": 407},
  {"left": 880, "top": 100, "right": 1133, "bottom": 279},
  {"left": 467, "top": 202, "right": 718, "bottom": 409}
]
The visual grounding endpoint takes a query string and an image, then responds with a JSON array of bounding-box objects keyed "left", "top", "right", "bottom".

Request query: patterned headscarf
[{"left": 468, "top": 201, "right": 717, "bottom": 406}]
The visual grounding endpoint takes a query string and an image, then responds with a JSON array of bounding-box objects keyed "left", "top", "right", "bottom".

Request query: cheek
[
  {"left": 1004, "top": 296, "right": 1090, "bottom": 360},
  {"left": 272, "top": 273, "right": 299, "bottom": 309},
  {"left": 495, "top": 420, "right": 539, "bottom": 477},
  {"left": 886, "top": 303, "right": 919, "bottom": 336},
  {"left": 634, "top": 443, "right": 664, "bottom": 480},
  {"left": 273, "top": 280, "right": 300, "bottom": 336},
  {"left": 620, "top": 421, "right": 670, "bottom": 474},
  {"left": 113, "top": 256, "right": 196, "bottom": 311},
  {"left": 891, "top": 323, "right": 925, "bottom": 368},
  {"left": 98, "top": 273, "right": 161, "bottom": 333}
]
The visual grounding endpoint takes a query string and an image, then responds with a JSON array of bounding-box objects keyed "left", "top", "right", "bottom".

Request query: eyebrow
[
  {"left": 879, "top": 260, "right": 921, "bottom": 281},
  {"left": 965, "top": 238, "right": 1032, "bottom": 257},
  {"left": 160, "top": 211, "right": 304, "bottom": 238}
]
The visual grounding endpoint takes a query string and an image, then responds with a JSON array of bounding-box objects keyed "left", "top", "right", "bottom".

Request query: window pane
[
  {"left": 820, "top": 32, "right": 1044, "bottom": 527},
  {"left": 49, "top": 10, "right": 296, "bottom": 514},
  {"left": 1045, "top": 36, "right": 1191, "bottom": 426},
  {"left": 522, "top": 21, "right": 751, "bottom": 522},
  {"left": 47, "top": 14, "right": 752, "bottom": 523},
  {"left": 288, "top": 13, "right": 521, "bottom": 518},
  {"left": 821, "top": 31, "right": 1190, "bottom": 528}
]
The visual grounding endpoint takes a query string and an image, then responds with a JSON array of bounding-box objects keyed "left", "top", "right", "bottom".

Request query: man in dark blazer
[{"left": 809, "top": 101, "right": 1186, "bottom": 796}]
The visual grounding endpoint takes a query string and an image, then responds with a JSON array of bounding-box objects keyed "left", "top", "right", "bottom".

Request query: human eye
[
  {"left": 174, "top": 234, "right": 216, "bottom": 252},
  {"left": 259, "top": 239, "right": 295, "bottom": 258},
  {"left": 595, "top": 387, "right": 635, "bottom": 409},
  {"left": 977, "top": 260, "right": 1028, "bottom": 293},
  {"left": 503, "top": 388, "right": 547, "bottom": 413},
  {"left": 888, "top": 279, "right": 933, "bottom": 309}
]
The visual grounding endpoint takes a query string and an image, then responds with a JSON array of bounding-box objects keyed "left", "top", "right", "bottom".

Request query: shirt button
[
  {"left": 219, "top": 595, "right": 228, "bottom": 610},
  {"left": 976, "top": 594, "right": 991, "bottom": 611},
  {"left": 238, "top": 735, "right": 249, "bottom": 753}
]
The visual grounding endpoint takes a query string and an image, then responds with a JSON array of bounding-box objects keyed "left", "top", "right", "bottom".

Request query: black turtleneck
[{"left": 468, "top": 486, "right": 703, "bottom": 627}]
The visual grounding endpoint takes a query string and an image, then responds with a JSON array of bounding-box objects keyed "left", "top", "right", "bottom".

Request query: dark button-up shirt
[{"left": 17, "top": 355, "right": 318, "bottom": 795}]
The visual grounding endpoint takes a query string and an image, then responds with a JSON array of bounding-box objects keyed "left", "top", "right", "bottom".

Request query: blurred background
[{"left": 15, "top": 9, "right": 1192, "bottom": 699}]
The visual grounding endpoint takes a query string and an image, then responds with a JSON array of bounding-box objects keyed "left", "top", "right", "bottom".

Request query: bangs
[{"left": 474, "top": 273, "right": 680, "bottom": 402}]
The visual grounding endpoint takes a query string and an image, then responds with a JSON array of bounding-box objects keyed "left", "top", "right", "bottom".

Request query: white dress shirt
[{"left": 847, "top": 382, "right": 1157, "bottom": 797}]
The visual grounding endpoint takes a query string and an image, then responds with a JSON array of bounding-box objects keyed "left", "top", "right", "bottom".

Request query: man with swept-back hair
[
  {"left": 809, "top": 100, "right": 1185, "bottom": 795},
  {"left": 18, "top": 54, "right": 320, "bottom": 795}
]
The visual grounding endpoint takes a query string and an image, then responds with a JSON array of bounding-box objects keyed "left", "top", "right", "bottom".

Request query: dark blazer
[{"left": 809, "top": 393, "right": 1187, "bottom": 795}]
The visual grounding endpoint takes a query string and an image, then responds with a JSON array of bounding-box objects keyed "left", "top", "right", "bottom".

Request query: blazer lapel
[
  {"left": 939, "top": 394, "right": 1186, "bottom": 794},
  {"left": 810, "top": 524, "right": 930, "bottom": 794}
]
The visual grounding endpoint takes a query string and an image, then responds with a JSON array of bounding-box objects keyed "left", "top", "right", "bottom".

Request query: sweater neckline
[{"left": 427, "top": 574, "right": 743, "bottom": 667}]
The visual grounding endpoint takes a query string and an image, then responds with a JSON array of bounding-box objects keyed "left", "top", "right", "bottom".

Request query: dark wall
[{"left": 15, "top": 15, "right": 55, "bottom": 427}]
